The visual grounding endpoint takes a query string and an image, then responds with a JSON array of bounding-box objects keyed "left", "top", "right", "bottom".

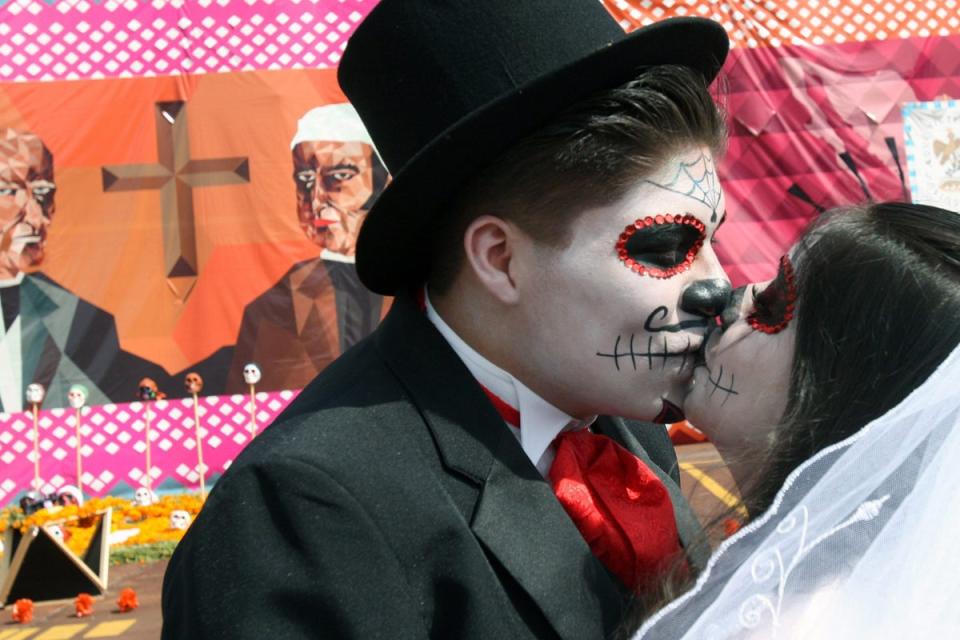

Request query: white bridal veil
[{"left": 633, "top": 341, "right": 960, "bottom": 639}]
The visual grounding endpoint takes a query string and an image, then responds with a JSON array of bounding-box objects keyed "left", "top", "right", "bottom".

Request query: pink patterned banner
[
  {"left": 0, "top": 0, "right": 377, "bottom": 82},
  {"left": 0, "top": 389, "right": 300, "bottom": 505}
]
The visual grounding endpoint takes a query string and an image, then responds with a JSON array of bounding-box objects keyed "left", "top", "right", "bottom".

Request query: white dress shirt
[
  {"left": 0, "top": 272, "right": 25, "bottom": 413},
  {"left": 425, "top": 291, "right": 595, "bottom": 478}
]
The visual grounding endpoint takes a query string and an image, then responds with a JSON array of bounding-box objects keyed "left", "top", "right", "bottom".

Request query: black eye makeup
[
  {"left": 747, "top": 255, "right": 797, "bottom": 334},
  {"left": 616, "top": 214, "right": 706, "bottom": 279}
]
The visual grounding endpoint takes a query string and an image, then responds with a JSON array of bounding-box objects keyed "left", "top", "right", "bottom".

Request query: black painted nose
[
  {"left": 680, "top": 278, "right": 732, "bottom": 318},
  {"left": 720, "top": 286, "right": 749, "bottom": 330}
]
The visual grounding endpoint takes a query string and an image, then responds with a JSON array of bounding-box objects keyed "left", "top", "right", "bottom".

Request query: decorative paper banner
[
  {"left": 606, "top": 0, "right": 960, "bottom": 48},
  {"left": 0, "top": 390, "right": 300, "bottom": 506},
  {"left": 713, "top": 33, "right": 960, "bottom": 285},
  {"left": 0, "top": 0, "right": 377, "bottom": 82},
  {"left": 903, "top": 99, "right": 960, "bottom": 212}
]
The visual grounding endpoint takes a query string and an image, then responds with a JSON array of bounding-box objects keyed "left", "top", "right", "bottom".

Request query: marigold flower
[
  {"left": 75, "top": 593, "right": 95, "bottom": 617},
  {"left": 11, "top": 598, "right": 34, "bottom": 623},
  {"left": 117, "top": 588, "right": 139, "bottom": 612},
  {"left": 722, "top": 517, "right": 741, "bottom": 537}
]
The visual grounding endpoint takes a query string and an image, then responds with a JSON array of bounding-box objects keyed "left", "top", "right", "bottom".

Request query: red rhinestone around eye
[
  {"left": 746, "top": 255, "right": 799, "bottom": 334},
  {"left": 617, "top": 214, "right": 706, "bottom": 279}
]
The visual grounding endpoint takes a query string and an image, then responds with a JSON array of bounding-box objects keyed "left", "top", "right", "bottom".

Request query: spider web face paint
[
  {"left": 747, "top": 255, "right": 797, "bottom": 334},
  {"left": 642, "top": 153, "right": 723, "bottom": 222},
  {"left": 616, "top": 215, "right": 706, "bottom": 279}
]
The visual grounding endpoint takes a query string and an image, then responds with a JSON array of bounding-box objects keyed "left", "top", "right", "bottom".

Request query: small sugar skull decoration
[
  {"left": 133, "top": 487, "right": 157, "bottom": 507},
  {"left": 57, "top": 485, "right": 84, "bottom": 507},
  {"left": 242, "top": 363, "right": 262, "bottom": 385},
  {"left": 184, "top": 372, "right": 204, "bottom": 395},
  {"left": 169, "top": 509, "right": 192, "bottom": 531},
  {"left": 137, "top": 378, "right": 162, "bottom": 402},
  {"left": 67, "top": 384, "right": 89, "bottom": 409},
  {"left": 46, "top": 524, "right": 65, "bottom": 543},
  {"left": 25, "top": 383, "right": 45, "bottom": 406}
]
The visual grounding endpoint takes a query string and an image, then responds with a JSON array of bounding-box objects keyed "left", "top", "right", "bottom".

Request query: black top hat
[{"left": 339, "top": 0, "right": 729, "bottom": 295}]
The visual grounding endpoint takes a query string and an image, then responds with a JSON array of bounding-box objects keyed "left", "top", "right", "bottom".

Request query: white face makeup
[
  {"left": 512, "top": 147, "right": 730, "bottom": 421},
  {"left": 243, "top": 363, "right": 261, "bottom": 385},
  {"left": 684, "top": 255, "right": 798, "bottom": 451}
]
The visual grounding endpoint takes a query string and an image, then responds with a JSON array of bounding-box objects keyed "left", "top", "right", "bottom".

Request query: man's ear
[{"left": 463, "top": 215, "right": 521, "bottom": 304}]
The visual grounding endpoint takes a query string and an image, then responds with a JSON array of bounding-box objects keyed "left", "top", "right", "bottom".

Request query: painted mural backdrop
[{"left": 1, "top": 0, "right": 958, "bottom": 504}]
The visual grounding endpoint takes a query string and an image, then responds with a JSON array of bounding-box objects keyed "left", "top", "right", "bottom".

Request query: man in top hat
[
  {"left": 226, "top": 103, "right": 388, "bottom": 392},
  {"left": 162, "top": 2, "right": 732, "bottom": 638}
]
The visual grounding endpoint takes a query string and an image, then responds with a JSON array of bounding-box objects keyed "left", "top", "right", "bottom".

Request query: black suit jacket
[{"left": 161, "top": 294, "right": 705, "bottom": 639}]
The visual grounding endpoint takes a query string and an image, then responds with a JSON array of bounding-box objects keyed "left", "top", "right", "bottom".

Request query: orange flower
[
  {"left": 11, "top": 598, "right": 34, "bottom": 623},
  {"left": 117, "top": 588, "right": 139, "bottom": 612},
  {"left": 722, "top": 517, "right": 742, "bottom": 537},
  {"left": 75, "top": 593, "right": 95, "bottom": 617}
]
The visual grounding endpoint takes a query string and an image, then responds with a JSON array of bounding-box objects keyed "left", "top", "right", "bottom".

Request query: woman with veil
[{"left": 629, "top": 201, "right": 960, "bottom": 639}]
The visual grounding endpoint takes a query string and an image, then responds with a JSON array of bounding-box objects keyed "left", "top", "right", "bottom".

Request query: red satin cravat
[
  {"left": 456, "top": 330, "right": 683, "bottom": 591},
  {"left": 549, "top": 428, "right": 683, "bottom": 592}
]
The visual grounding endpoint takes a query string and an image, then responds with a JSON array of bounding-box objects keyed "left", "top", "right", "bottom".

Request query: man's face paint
[
  {"left": 515, "top": 147, "right": 730, "bottom": 423},
  {"left": 684, "top": 253, "right": 798, "bottom": 452},
  {"left": 616, "top": 214, "right": 706, "bottom": 279},
  {"left": 292, "top": 140, "right": 375, "bottom": 256},
  {"left": 0, "top": 129, "right": 55, "bottom": 280}
]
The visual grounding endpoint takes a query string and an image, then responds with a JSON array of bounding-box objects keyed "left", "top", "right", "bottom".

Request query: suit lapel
[
  {"left": 19, "top": 275, "right": 62, "bottom": 394},
  {"left": 594, "top": 416, "right": 709, "bottom": 571},
  {"left": 376, "top": 295, "right": 624, "bottom": 640}
]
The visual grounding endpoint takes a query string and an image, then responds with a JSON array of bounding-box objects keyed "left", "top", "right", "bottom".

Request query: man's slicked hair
[{"left": 427, "top": 65, "right": 727, "bottom": 295}]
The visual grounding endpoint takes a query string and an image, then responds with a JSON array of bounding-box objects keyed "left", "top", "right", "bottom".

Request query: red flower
[
  {"left": 723, "top": 517, "right": 742, "bottom": 537},
  {"left": 11, "top": 598, "right": 34, "bottom": 623},
  {"left": 75, "top": 593, "right": 95, "bottom": 617},
  {"left": 117, "top": 588, "right": 139, "bottom": 612}
]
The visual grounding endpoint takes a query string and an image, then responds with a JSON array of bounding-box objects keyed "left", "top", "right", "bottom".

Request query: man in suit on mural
[
  {"left": 226, "top": 103, "right": 388, "bottom": 392},
  {"left": 0, "top": 127, "right": 219, "bottom": 411},
  {"left": 164, "top": 3, "right": 733, "bottom": 638}
]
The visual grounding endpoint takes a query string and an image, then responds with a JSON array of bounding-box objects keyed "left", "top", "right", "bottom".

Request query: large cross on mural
[{"left": 101, "top": 101, "right": 249, "bottom": 300}]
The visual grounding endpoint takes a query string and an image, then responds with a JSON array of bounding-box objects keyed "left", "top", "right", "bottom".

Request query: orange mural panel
[
  {"left": 1, "top": 69, "right": 347, "bottom": 372},
  {"left": 0, "top": 68, "right": 389, "bottom": 409}
]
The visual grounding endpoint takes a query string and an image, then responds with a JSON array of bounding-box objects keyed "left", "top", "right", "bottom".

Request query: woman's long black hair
[
  {"left": 746, "top": 201, "right": 960, "bottom": 512},
  {"left": 621, "top": 202, "right": 960, "bottom": 636}
]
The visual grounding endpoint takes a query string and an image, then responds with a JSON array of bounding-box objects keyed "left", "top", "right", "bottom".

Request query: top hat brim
[{"left": 355, "top": 17, "right": 729, "bottom": 295}]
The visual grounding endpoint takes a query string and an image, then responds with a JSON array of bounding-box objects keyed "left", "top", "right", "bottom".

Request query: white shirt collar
[
  {"left": 320, "top": 249, "right": 355, "bottom": 264},
  {"left": 424, "top": 290, "right": 594, "bottom": 475},
  {"left": 0, "top": 272, "right": 25, "bottom": 288}
]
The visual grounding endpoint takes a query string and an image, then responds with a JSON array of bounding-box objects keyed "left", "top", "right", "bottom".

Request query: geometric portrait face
[
  {"left": 292, "top": 139, "right": 375, "bottom": 257},
  {"left": 0, "top": 128, "right": 56, "bottom": 278}
]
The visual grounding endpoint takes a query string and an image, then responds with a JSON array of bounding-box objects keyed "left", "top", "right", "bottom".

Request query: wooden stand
[
  {"left": 248, "top": 384, "right": 258, "bottom": 438},
  {"left": 0, "top": 509, "right": 112, "bottom": 605},
  {"left": 192, "top": 392, "right": 206, "bottom": 499}
]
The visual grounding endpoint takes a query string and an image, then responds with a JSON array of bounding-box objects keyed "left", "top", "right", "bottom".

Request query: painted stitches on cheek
[
  {"left": 747, "top": 255, "right": 797, "bottom": 334},
  {"left": 597, "top": 333, "right": 695, "bottom": 372},
  {"left": 616, "top": 214, "right": 705, "bottom": 279},
  {"left": 705, "top": 364, "right": 739, "bottom": 406}
]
